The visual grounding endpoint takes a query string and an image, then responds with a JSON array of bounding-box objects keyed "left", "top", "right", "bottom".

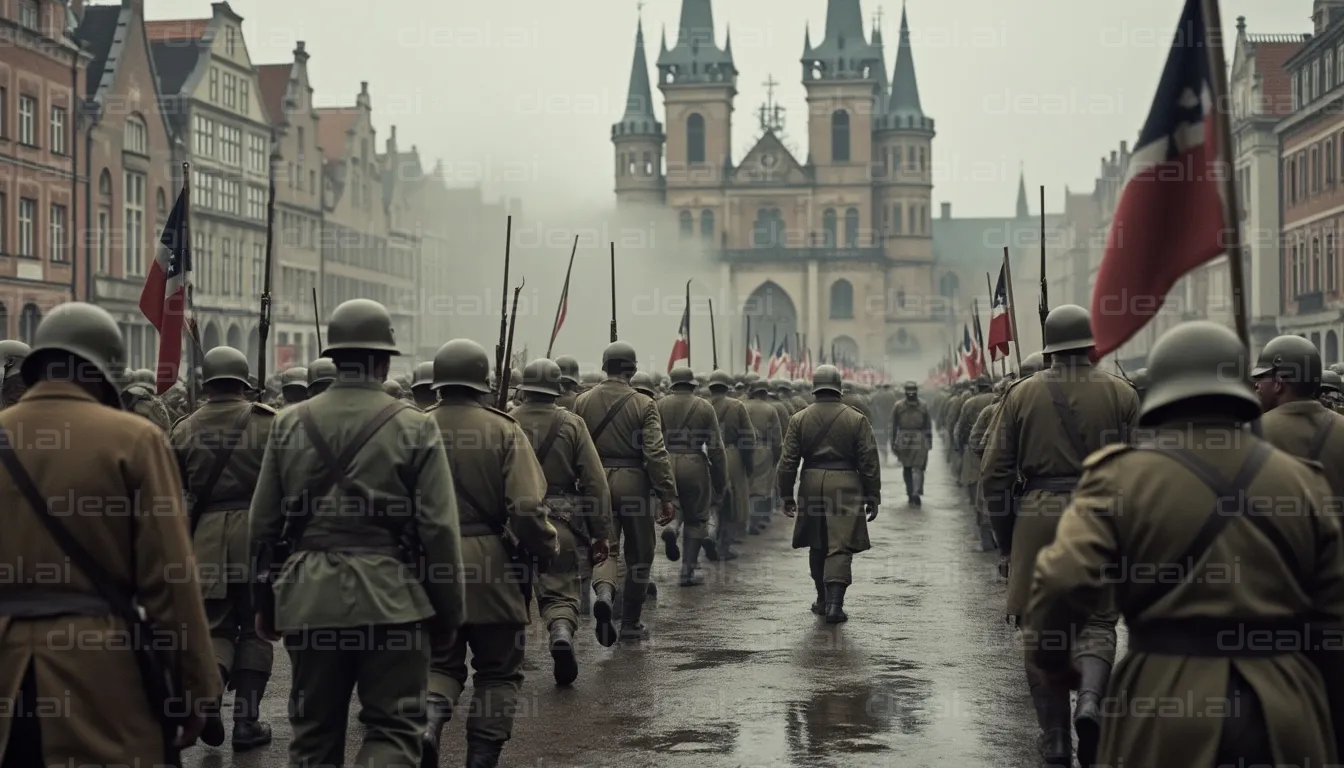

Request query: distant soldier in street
[
  {"left": 981, "top": 305, "right": 1138, "bottom": 768},
  {"left": 1027, "top": 321, "right": 1344, "bottom": 768},
  {"left": 579, "top": 370, "right": 603, "bottom": 393},
  {"left": 573, "top": 342, "right": 677, "bottom": 643},
  {"left": 118, "top": 365, "right": 173, "bottom": 431},
  {"left": 630, "top": 371, "right": 658, "bottom": 399},
  {"left": 1253, "top": 334, "right": 1344, "bottom": 496},
  {"left": 773, "top": 379, "right": 798, "bottom": 416},
  {"left": 509, "top": 357, "right": 612, "bottom": 680},
  {"left": 0, "top": 303, "right": 218, "bottom": 766},
  {"left": 0, "top": 339, "right": 30, "bottom": 408},
  {"left": 890, "top": 381, "right": 932, "bottom": 505},
  {"left": 278, "top": 366, "right": 308, "bottom": 406},
  {"left": 249, "top": 299, "right": 465, "bottom": 768},
  {"left": 741, "top": 376, "right": 785, "bottom": 535},
  {"left": 841, "top": 381, "right": 871, "bottom": 421},
  {"left": 170, "top": 346, "right": 277, "bottom": 750},
  {"left": 790, "top": 378, "right": 810, "bottom": 410},
  {"left": 955, "top": 377, "right": 995, "bottom": 504},
  {"left": 657, "top": 367, "right": 727, "bottom": 585},
  {"left": 305, "top": 356, "right": 337, "bottom": 397},
  {"left": 424, "top": 340, "right": 557, "bottom": 767},
  {"left": 967, "top": 374, "right": 1020, "bottom": 552},
  {"left": 555, "top": 355, "right": 581, "bottom": 409},
  {"left": 707, "top": 370, "right": 753, "bottom": 560},
  {"left": 1321, "top": 369, "right": 1344, "bottom": 414},
  {"left": 868, "top": 383, "right": 897, "bottom": 466},
  {"left": 778, "top": 365, "right": 881, "bottom": 623},
  {"left": 410, "top": 360, "right": 436, "bottom": 410}
]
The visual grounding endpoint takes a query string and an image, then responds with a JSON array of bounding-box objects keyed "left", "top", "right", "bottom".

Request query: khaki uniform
[
  {"left": 0, "top": 382, "right": 220, "bottom": 766},
  {"left": 709, "top": 391, "right": 753, "bottom": 543},
  {"left": 574, "top": 379, "right": 677, "bottom": 627},
  {"left": 249, "top": 380, "right": 465, "bottom": 768},
  {"left": 170, "top": 396, "right": 276, "bottom": 681},
  {"left": 890, "top": 397, "right": 932, "bottom": 499},
  {"left": 776, "top": 398, "right": 881, "bottom": 584},
  {"left": 428, "top": 396, "right": 557, "bottom": 743},
  {"left": 556, "top": 388, "right": 578, "bottom": 411},
  {"left": 955, "top": 391, "right": 995, "bottom": 492},
  {"left": 868, "top": 388, "right": 896, "bottom": 463},
  {"left": 1260, "top": 399, "right": 1344, "bottom": 498},
  {"left": 510, "top": 400, "right": 611, "bottom": 632},
  {"left": 122, "top": 382, "right": 173, "bottom": 431},
  {"left": 943, "top": 392, "right": 968, "bottom": 470},
  {"left": 1027, "top": 429, "right": 1344, "bottom": 767},
  {"left": 740, "top": 394, "right": 785, "bottom": 530},
  {"left": 656, "top": 391, "right": 728, "bottom": 548},
  {"left": 790, "top": 394, "right": 809, "bottom": 412}
]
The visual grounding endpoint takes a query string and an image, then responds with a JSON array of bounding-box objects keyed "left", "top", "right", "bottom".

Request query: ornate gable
[{"left": 733, "top": 130, "right": 809, "bottom": 186}]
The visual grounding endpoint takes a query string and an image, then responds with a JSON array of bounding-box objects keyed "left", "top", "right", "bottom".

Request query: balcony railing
[
  {"left": 719, "top": 246, "right": 885, "bottom": 263},
  {"left": 1297, "top": 290, "right": 1325, "bottom": 313}
]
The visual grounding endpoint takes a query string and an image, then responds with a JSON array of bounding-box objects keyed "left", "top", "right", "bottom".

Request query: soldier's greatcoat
[
  {"left": 657, "top": 391, "right": 727, "bottom": 540},
  {"left": 0, "top": 382, "right": 220, "bottom": 766},
  {"left": 890, "top": 398, "right": 932, "bottom": 467},
  {"left": 741, "top": 395, "right": 785, "bottom": 498},
  {"left": 709, "top": 390, "right": 753, "bottom": 534},
  {"left": 1260, "top": 399, "right": 1344, "bottom": 498},
  {"left": 955, "top": 391, "right": 995, "bottom": 487},
  {"left": 1027, "top": 430, "right": 1344, "bottom": 767}
]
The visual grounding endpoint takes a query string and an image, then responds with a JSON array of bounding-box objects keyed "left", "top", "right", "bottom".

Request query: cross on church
[
  {"left": 758, "top": 76, "right": 784, "bottom": 133},
  {"left": 873, "top": 6, "right": 885, "bottom": 29}
]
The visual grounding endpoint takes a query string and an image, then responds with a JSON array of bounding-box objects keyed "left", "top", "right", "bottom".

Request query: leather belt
[
  {"left": 1129, "top": 618, "right": 1310, "bottom": 658},
  {"left": 297, "top": 530, "right": 401, "bottom": 556},
  {"left": 197, "top": 499, "right": 249, "bottom": 515},
  {"left": 1021, "top": 476, "right": 1080, "bottom": 493},
  {"left": 666, "top": 447, "right": 705, "bottom": 456},
  {"left": 0, "top": 591, "right": 114, "bottom": 618},
  {"left": 601, "top": 457, "right": 643, "bottom": 468},
  {"left": 804, "top": 461, "right": 854, "bottom": 471}
]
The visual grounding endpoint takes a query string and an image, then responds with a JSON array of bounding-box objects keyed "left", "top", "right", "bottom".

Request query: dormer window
[
  {"left": 226, "top": 26, "right": 237, "bottom": 56},
  {"left": 18, "top": 0, "right": 38, "bottom": 29}
]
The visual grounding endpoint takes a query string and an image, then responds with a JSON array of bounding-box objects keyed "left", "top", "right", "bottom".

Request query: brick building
[
  {"left": 0, "top": 0, "right": 86, "bottom": 342},
  {"left": 77, "top": 0, "right": 177, "bottom": 369}
]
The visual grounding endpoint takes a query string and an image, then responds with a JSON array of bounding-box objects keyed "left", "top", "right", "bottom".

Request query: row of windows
[
  {"left": 0, "top": 302, "right": 42, "bottom": 346},
  {"left": 207, "top": 66, "right": 251, "bottom": 117},
  {"left": 279, "top": 210, "right": 321, "bottom": 250},
  {"left": 682, "top": 110, "right": 865, "bottom": 165},
  {"left": 191, "top": 170, "right": 268, "bottom": 220},
  {"left": 0, "top": 88, "right": 68, "bottom": 154},
  {"left": 1283, "top": 132, "right": 1344, "bottom": 206},
  {"left": 323, "top": 273, "right": 406, "bottom": 310},
  {"left": 322, "top": 224, "right": 416, "bottom": 279},
  {"left": 1291, "top": 42, "right": 1344, "bottom": 111},
  {"left": 116, "top": 321, "right": 160, "bottom": 370},
  {"left": 280, "top": 266, "right": 318, "bottom": 319},
  {"left": 1288, "top": 232, "right": 1339, "bottom": 297},
  {"left": 675, "top": 204, "right": 928, "bottom": 247},
  {"left": 0, "top": 195, "right": 69, "bottom": 261},
  {"left": 192, "top": 115, "right": 267, "bottom": 172},
  {"left": 619, "top": 150, "right": 657, "bottom": 177},
  {"left": 192, "top": 230, "right": 266, "bottom": 297}
]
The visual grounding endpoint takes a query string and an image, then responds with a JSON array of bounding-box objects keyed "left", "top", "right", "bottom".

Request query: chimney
[
  {"left": 940, "top": 202, "right": 952, "bottom": 219},
  {"left": 1119, "top": 140, "right": 1129, "bottom": 156}
]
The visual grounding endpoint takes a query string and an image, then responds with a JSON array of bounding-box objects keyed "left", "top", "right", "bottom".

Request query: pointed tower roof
[
  {"left": 657, "top": 0, "right": 735, "bottom": 87},
  {"left": 873, "top": 23, "right": 890, "bottom": 107},
  {"left": 614, "top": 20, "right": 664, "bottom": 139},
  {"left": 802, "top": 0, "right": 882, "bottom": 81},
  {"left": 875, "top": 3, "right": 934, "bottom": 134},
  {"left": 1016, "top": 167, "right": 1030, "bottom": 219}
]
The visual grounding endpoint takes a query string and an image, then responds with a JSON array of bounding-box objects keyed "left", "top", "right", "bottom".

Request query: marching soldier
[
  {"left": 772, "top": 379, "right": 797, "bottom": 416},
  {"left": 410, "top": 360, "right": 436, "bottom": 410},
  {"left": 1027, "top": 321, "right": 1344, "bottom": 768},
  {"left": 868, "top": 383, "right": 897, "bottom": 466},
  {"left": 278, "top": 367, "right": 308, "bottom": 406},
  {"left": 741, "top": 377, "right": 785, "bottom": 535},
  {"left": 579, "top": 370, "right": 603, "bottom": 393},
  {"left": 657, "top": 367, "right": 727, "bottom": 585},
  {"left": 890, "top": 381, "right": 932, "bottom": 505},
  {"left": 790, "top": 378, "right": 810, "bottom": 410},
  {"left": 1322, "top": 370, "right": 1344, "bottom": 414},
  {"left": 555, "top": 355, "right": 581, "bottom": 409},
  {"left": 0, "top": 339, "right": 30, "bottom": 408},
  {"left": 170, "top": 346, "right": 277, "bottom": 750},
  {"left": 968, "top": 374, "right": 1021, "bottom": 552},
  {"left": 249, "top": 299, "right": 465, "bottom": 768},
  {"left": 305, "top": 357, "right": 337, "bottom": 397},
  {"left": 382, "top": 378, "right": 406, "bottom": 399},
  {"left": 707, "top": 370, "right": 753, "bottom": 560},
  {"left": 423, "top": 340, "right": 557, "bottom": 767},
  {"left": 778, "top": 365, "right": 881, "bottom": 623},
  {"left": 510, "top": 358, "right": 612, "bottom": 680},
  {"left": 631, "top": 371, "right": 658, "bottom": 399},
  {"left": 118, "top": 365, "right": 173, "bottom": 431},
  {"left": 1252, "top": 335, "right": 1344, "bottom": 496},
  {"left": 955, "top": 377, "right": 995, "bottom": 504},
  {"left": 573, "top": 342, "right": 677, "bottom": 643},
  {"left": 0, "top": 303, "right": 218, "bottom": 765},
  {"left": 981, "top": 305, "right": 1137, "bottom": 768}
]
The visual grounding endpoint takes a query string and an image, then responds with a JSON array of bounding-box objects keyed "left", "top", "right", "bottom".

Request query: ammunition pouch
[{"left": 543, "top": 492, "right": 590, "bottom": 546}]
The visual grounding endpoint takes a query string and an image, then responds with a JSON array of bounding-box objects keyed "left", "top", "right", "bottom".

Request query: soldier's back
[
  {"left": 1260, "top": 399, "right": 1344, "bottom": 496},
  {"left": 574, "top": 380, "right": 652, "bottom": 459},
  {"left": 1005, "top": 367, "right": 1138, "bottom": 479}
]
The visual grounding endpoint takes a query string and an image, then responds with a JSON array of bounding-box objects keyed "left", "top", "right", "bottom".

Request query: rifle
[
  {"left": 609, "top": 242, "right": 618, "bottom": 342},
  {"left": 311, "top": 287, "right": 323, "bottom": 353},
  {"left": 257, "top": 166, "right": 276, "bottom": 385},
  {"left": 709, "top": 298, "right": 719, "bottom": 370},
  {"left": 1038, "top": 185, "right": 1048, "bottom": 336},
  {"left": 497, "top": 278, "right": 525, "bottom": 410},
  {"left": 495, "top": 216, "right": 513, "bottom": 391}
]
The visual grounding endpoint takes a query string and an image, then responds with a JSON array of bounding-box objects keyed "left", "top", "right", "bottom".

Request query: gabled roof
[
  {"left": 315, "top": 107, "right": 359, "bottom": 163},
  {"left": 256, "top": 63, "right": 292, "bottom": 127},
  {"left": 145, "top": 18, "right": 209, "bottom": 42},
  {"left": 75, "top": 5, "right": 121, "bottom": 98},
  {"left": 150, "top": 38, "right": 207, "bottom": 97},
  {"left": 1249, "top": 38, "right": 1305, "bottom": 117},
  {"left": 734, "top": 130, "right": 809, "bottom": 185}
]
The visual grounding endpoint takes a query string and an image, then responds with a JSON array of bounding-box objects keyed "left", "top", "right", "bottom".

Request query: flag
[
  {"left": 1091, "top": 0, "right": 1226, "bottom": 358},
  {"left": 768, "top": 337, "right": 791, "bottom": 377},
  {"left": 988, "top": 262, "right": 1014, "bottom": 359},
  {"left": 961, "top": 325, "right": 981, "bottom": 379},
  {"left": 667, "top": 283, "right": 691, "bottom": 371},
  {"left": 547, "top": 240, "right": 577, "bottom": 355},
  {"left": 747, "top": 335, "right": 763, "bottom": 373},
  {"left": 139, "top": 188, "right": 191, "bottom": 394}
]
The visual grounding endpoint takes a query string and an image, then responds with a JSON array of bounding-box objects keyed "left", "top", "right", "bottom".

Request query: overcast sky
[{"left": 146, "top": 0, "right": 1310, "bottom": 220}]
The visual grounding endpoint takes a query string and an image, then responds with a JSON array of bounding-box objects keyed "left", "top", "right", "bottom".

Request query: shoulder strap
[
  {"left": 802, "top": 405, "right": 847, "bottom": 460},
  {"left": 1136, "top": 439, "right": 1282, "bottom": 610},
  {"left": 191, "top": 403, "right": 255, "bottom": 519},
  {"left": 1044, "top": 375, "right": 1091, "bottom": 467},
  {"left": 1309, "top": 411, "right": 1336, "bottom": 461},
  {"left": 289, "top": 400, "right": 409, "bottom": 537},
  {"left": 533, "top": 411, "right": 566, "bottom": 466},
  {"left": 587, "top": 390, "right": 638, "bottom": 443}
]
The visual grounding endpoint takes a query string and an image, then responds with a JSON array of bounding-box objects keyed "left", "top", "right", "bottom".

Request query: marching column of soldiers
[{"left": 11, "top": 295, "right": 1344, "bottom": 767}]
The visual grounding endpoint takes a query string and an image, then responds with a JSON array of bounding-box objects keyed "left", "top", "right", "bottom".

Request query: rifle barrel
[{"left": 495, "top": 216, "right": 513, "bottom": 392}]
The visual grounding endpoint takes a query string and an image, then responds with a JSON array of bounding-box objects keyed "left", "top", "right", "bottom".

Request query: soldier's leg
[
  {"left": 576, "top": 542, "right": 593, "bottom": 616},
  {"left": 423, "top": 627, "right": 470, "bottom": 766},
  {"left": 352, "top": 623, "right": 431, "bottom": 768},
  {"left": 462, "top": 625, "right": 527, "bottom": 764},
  {"left": 590, "top": 517, "right": 621, "bottom": 647},
  {"left": 661, "top": 487, "right": 682, "bottom": 562},
  {"left": 536, "top": 526, "right": 580, "bottom": 685},
  {"left": 820, "top": 514, "right": 852, "bottom": 624},
  {"left": 1072, "top": 607, "right": 1118, "bottom": 768},
  {"left": 620, "top": 497, "right": 657, "bottom": 639},
  {"left": 679, "top": 492, "right": 707, "bottom": 587},
  {"left": 912, "top": 464, "right": 926, "bottom": 503},
  {"left": 1023, "top": 646, "right": 1072, "bottom": 767},
  {"left": 285, "top": 630, "right": 357, "bottom": 768},
  {"left": 902, "top": 466, "right": 913, "bottom": 498},
  {"left": 200, "top": 597, "right": 235, "bottom": 747},
  {"left": 1, "top": 663, "right": 40, "bottom": 766},
  {"left": 808, "top": 548, "right": 825, "bottom": 615},
  {"left": 230, "top": 579, "right": 276, "bottom": 750}
]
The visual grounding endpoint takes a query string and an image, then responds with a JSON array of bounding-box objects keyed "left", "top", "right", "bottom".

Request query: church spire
[
  {"left": 657, "top": 0, "right": 735, "bottom": 86},
  {"left": 1016, "top": 166, "right": 1029, "bottom": 219},
  {"left": 613, "top": 20, "right": 662, "bottom": 138},
  {"left": 803, "top": 0, "right": 881, "bottom": 80},
  {"left": 888, "top": 3, "right": 924, "bottom": 118}
]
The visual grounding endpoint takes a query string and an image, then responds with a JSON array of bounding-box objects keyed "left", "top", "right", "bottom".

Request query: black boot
[
  {"left": 1074, "top": 656, "right": 1111, "bottom": 768},
  {"left": 200, "top": 665, "right": 228, "bottom": 747},
  {"left": 1030, "top": 682, "right": 1072, "bottom": 767},
  {"left": 421, "top": 693, "right": 453, "bottom": 768},
  {"left": 809, "top": 550, "right": 826, "bottom": 615},
  {"left": 678, "top": 531, "right": 704, "bottom": 586},
  {"left": 902, "top": 467, "right": 913, "bottom": 501},
  {"left": 823, "top": 583, "right": 848, "bottom": 624},
  {"left": 229, "top": 670, "right": 272, "bottom": 751},
  {"left": 619, "top": 583, "right": 648, "bottom": 641},
  {"left": 549, "top": 622, "right": 579, "bottom": 686},
  {"left": 646, "top": 581, "right": 658, "bottom": 600},
  {"left": 592, "top": 583, "right": 618, "bottom": 647},
  {"left": 718, "top": 526, "right": 739, "bottom": 560},
  {"left": 578, "top": 576, "right": 592, "bottom": 617},
  {"left": 661, "top": 525, "right": 681, "bottom": 561},
  {"left": 464, "top": 737, "right": 504, "bottom": 768}
]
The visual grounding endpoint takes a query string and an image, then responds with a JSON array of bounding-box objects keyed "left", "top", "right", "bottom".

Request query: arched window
[
  {"left": 156, "top": 188, "right": 167, "bottom": 216},
  {"left": 700, "top": 209, "right": 715, "bottom": 241},
  {"left": 686, "top": 113, "right": 705, "bottom": 164},
  {"left": 643, "top": 151, "right": 653, "bottom": 175},
  {"left": 1329, "top": 233, "right": 1338, "bottom": 291},
  {"left": 1329, "top": 330, "right": 1341, "bottom": 365},
  {"left": 909, "top": 205, "right": 918, "bottom": 234},
  {"left": 831, "top": 110, "right": 850, "bottom": 163},
  {"left": 1314, "top": 236, "right": 1323, "bottom": 289},
  {"left": 844, "top": 207, "right": 860, "bottom": 247},
  {"left": 19, "top": 303, "right": 40, "bottom": 345},
  {"left": 918, "top": 147, "right": 926, "bottom": 172},
  {"left": 124, "top": 115, "right": 147, "bottom": 154},
  {"left": 98, "top": 169, "right": 112, "bottom": 196},
  {"left": 892, "top": 203, "right": 902, "bottom": 234},
  {"left": 679, "top": 210, "right": 694, "bottom": 239},
  {"left": 829, "top": 279, "right": 854, "bottom": 319},
  {"left": 822, "top": 208, "right": 837, "bottom": 247}
]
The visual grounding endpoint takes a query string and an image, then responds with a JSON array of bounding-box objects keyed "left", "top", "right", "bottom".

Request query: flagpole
[
  {"left": 183, "top": 162, "right": 197, "bottom": 413},
  {"left": 547, "top": 235, "right": 578, "bottom": 357},
  {"left": 1200, "top": 0, "right": 1250, "bottom": 347},
  {"left": 709, "top": 298, "right": 719, "bottom": 370},
  {"left": 986, "top": 271, "right": 999, "bottom": 377},
  {"left": 1002, "top": 246, "right": 1025, "bottom": 373}
]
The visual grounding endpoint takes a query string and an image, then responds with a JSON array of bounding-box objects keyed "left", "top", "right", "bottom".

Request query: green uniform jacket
[
  {"left": 556, "top": 389, "right": 578, "bottom": 411},
  {"left": 1027, "top": 430, "right": 1344, "bottom": 768},
  {"left": 574, "top": 379, "right": 678, "bottom": 504},
  {"left": 740, "top": 395, "right": 785, "bottom": 497},
  {"left": 981, "top": 364, "right": 1138, "bottom": 616},
  {"left": 249, "top": 380, "right": 465, "bottom": 632},
  {"left": 170, "top": 396, "right": 276, "bottom": 600},
  {"left": 510, "top": 401, "right": 613, "bottom": 543},
  {"left": 432, "top": 397, "right": 558, "bottom": 625},
  {"left": 955, "top": 392, "right": 995, "bottom": 486},
  {"left": 776, "top": 398, "right": 881, "bottom": 554},
  {"left": 709, "top": 392, "right": 752, "bottom": 518},
  {"left": 122, "top": 383, "right": 173, "bottom": 431},
  {"left": 968, "top": 397, "right": 1002, "bottom": 465},
  {"left": 656, "top": 391, "right": 728, "bottom": 511},
  {"left": 1261, "top": 399, "right": 1344, "bottom": 499},
  {"left": 890, "top": 398, "right": 932, "bottom": 467},
  {"left": 868, "top": 390, "right": 896, "bottom": 440}
]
